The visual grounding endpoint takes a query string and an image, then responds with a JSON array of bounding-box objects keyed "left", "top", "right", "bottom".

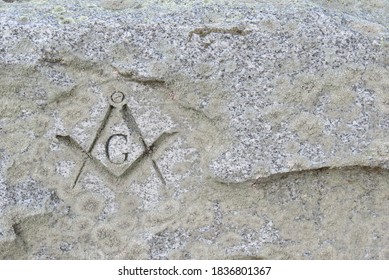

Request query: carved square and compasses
[{"left": 56, "top": 91, "right": 176, "bottom": 188}]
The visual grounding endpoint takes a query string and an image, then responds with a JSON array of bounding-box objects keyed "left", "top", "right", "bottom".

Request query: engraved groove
[
  {"left": 149, "top": 131, "right": 178, "bottom": 154},
  {"left": 121, "top": 104, "right": 148, "bottom": 148},
  {"left": 88, "top": 105, "right": 113, "bottom": 153},
  {"left": 56, "top": 135, "right": 90, "bottom": 159},
  {"left": 87, "top": 154, "right": 120, "bottom": 180},
  {"left": 72, "top": 160, "right": 87, "bottom": 189},
  {"left": 117, "top": 152, "right": 148, "bottom": 180},
  {"left": 152, "top": 159, "right": 166, "bottom": 185}
]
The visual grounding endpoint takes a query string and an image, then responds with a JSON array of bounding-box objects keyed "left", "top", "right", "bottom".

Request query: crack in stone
[
  {"left": 250, "top": 165, "right": 389, "bottom": 186},
  {"left": 111, "top": 65, "right": 166, "bottom": 87},
  {"left": 211, "top": 165, "right": 389, "bottom": 188},
  {"left": 189, "top": 26, "right": 252, "bottom": 40}
]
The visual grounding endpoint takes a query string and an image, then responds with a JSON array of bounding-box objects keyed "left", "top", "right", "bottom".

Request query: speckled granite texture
[{"left": 0, "top": 0, "right": 388, "bottom": 259}]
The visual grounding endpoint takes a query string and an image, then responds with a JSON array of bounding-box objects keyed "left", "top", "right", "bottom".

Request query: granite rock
[{"left": 0, "top": 0, "right": 388, "bottom": 259}]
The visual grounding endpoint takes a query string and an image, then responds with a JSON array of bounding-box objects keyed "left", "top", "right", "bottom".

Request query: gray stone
[{"left": 0, "top": 0, "right": 388, "bottom": 259}]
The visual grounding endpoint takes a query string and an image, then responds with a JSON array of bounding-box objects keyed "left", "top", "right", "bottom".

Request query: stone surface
[{"left": 0, "top": 0, "right": 388, "bottom": 259}]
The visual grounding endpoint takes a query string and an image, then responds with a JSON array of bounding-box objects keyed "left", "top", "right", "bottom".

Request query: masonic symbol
[{"left": 56, "top": 91, "right": 176, "bottom": 188}]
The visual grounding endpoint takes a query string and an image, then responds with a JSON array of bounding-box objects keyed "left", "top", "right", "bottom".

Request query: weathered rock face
[{"left": 0, "top": 0, "right": 388, "bottom": 259}]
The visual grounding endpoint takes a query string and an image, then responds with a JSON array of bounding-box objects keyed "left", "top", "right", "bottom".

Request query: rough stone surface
[{"left": 0, "top": 0, "right": 388, "bottom": 259}]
